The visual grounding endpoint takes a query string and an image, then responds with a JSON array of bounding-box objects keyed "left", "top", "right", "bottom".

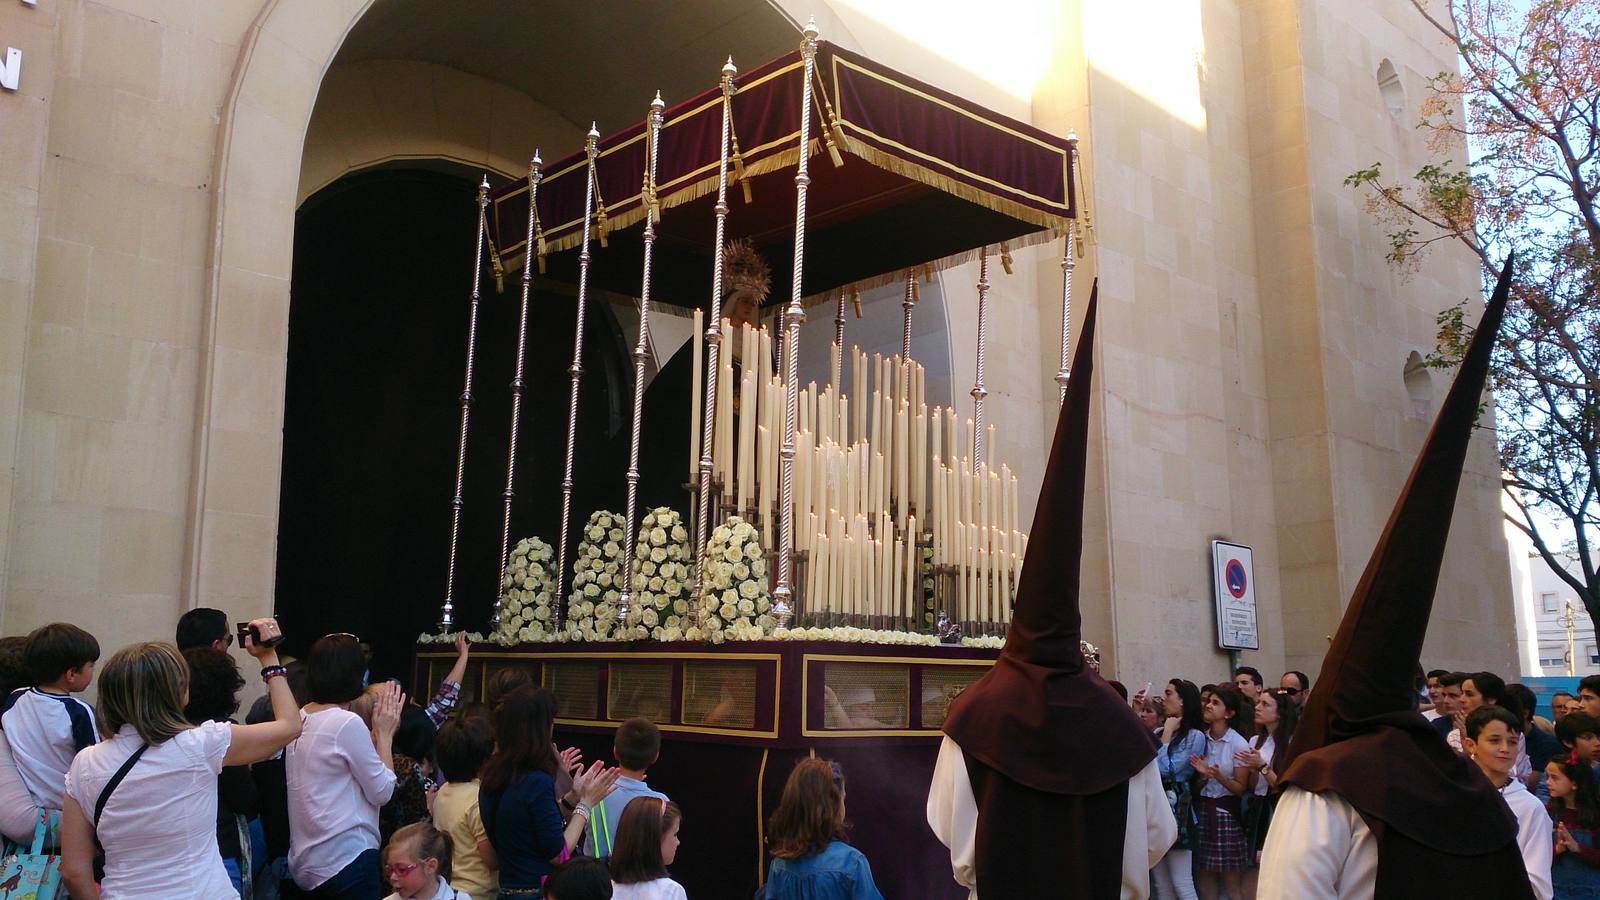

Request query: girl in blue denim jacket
[{"left": 763, "top": 759, "right": 883, "bottom": 900}]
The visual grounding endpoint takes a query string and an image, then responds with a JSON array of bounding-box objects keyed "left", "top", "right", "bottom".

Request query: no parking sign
[{"left": 1211, "top": 540, "right": 1259, "bottom": 651}]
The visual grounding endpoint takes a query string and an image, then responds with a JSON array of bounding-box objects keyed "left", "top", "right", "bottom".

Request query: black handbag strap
[{"left": 93, "top": 742, "right": 149, "bottom": 836}]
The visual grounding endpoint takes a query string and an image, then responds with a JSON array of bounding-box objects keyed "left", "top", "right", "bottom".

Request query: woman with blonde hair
[
  {"left": 58, "top": 618, "right": 301, "bottom": 899},
  {"left": 764, "top": 758, "right": 883, "bottom": 900}
]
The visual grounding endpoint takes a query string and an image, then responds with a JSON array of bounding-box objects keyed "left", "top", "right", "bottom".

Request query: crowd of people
[
  {"left": 1109, "top": 664, "right": 1600, "bottom": 900},
  {"left": 4, "top": 605, "right": 1595, "bottom": 899},
  {"left": 0, "top": 612, "right": 885, "bottom": 900}
]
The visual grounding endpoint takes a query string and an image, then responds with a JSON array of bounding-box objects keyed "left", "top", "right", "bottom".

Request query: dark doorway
[{"left": 277, "top": 167, "right": 627, "bottom": 677}]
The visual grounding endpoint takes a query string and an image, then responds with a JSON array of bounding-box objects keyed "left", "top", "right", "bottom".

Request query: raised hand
[
  {"left": 559, "top": 746, "right": 583, "bottom": 778},
  {"left": 372, "top": 680, "right": 406, "bottom": 740},
  {"left": 573, "top": 760, "right": 622, "bottom": 807},
  {"left": 241, "top": 618, "right": 282, "bottom": 660}
]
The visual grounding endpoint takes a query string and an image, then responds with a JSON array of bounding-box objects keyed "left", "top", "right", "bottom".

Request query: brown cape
[
  {"left": 1276, "top": 256, "right": 1533, "bottom": 898},
  {"left": 942, "top": 285, "right": 1158, "bottom": 897}
]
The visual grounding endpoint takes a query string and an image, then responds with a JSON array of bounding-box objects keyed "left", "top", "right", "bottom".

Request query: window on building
[
  {"left": 1589, "top": 645, "right": 1599, "bottom": 666},
  {"left": 1542, "top": 655, "right": 1567, "bottom": 669},
  {"left": 1543, "top": 592, "right": 1560, "bottom": 613}
]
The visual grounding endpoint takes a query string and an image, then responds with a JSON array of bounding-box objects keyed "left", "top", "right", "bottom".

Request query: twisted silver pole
[
  {"left": 494, "top": 152, "right": 543, "bottom": 627},
  {"left": 441, "top": 176, "right": 491, "bottom": 631},
  {"left": 694, "top": 60, "right": 737, "bottom": 609},
  {"left": 555, "top": 126, "right": 602, "bottom": 628},
  {"left": 620, "top": 93, "right": 666, "bottom": 627},
  {"left": 1056, "top": 131, "right": 1079, "bottom": 406},
  {"left": 971, "top": 246, "right": 990, "bottom": 471},
  {"left": 832, "top": 289, "right": 846, "bottom": 391},
  {"left": 774, "top": 18, "right": 820, "bottom": 626},
  {"left": 901, "top": 269, "right": 916, "bottom": 359}
]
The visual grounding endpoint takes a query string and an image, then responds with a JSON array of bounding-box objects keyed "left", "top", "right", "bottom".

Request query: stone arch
[
  {"left": 185, "top": 0, "right": 379, "bottom": 610},
  {"left": 297, "top": 60, "right": 586, "bottom": 206}
]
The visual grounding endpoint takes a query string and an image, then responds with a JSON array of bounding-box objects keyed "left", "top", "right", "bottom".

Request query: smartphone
[{"left": 237, "top": 620, "right": 283, "bottom": 648}]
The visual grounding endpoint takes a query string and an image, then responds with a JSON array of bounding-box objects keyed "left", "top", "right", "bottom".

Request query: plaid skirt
[{"left": 1196, "top": 796, "right": 1249, "bottom": 871}]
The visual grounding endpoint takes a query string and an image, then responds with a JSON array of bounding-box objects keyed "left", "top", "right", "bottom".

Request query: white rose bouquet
[
  {"left": 696, "top": 515, "right": 773, "bottom": 642},
  {"left": 567, "top": 510, "right": 630, "bottom": 641},
  {"left": 626, "top": 506, "right": 694, "bottom": 642},
  {"left": 488, "top": 534, "right": 561, "bottom": 645}
]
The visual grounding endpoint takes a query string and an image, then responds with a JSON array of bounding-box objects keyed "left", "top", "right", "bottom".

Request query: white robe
[
  {"left": 1257, "top": 783, "right": 1553, "bottom": 900},
  {"left": 925, "top": 735, "right": 1176, "bottom": 900}
]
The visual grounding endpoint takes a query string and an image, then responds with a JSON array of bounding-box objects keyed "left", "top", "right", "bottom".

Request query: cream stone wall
[{"left": 0, "top": 0, "right": 1517, "bottom": 687}]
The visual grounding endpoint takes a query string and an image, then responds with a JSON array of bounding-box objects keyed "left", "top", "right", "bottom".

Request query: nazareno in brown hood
[
  {"left": 1278, "top": 255, "right": 1522, "bottom": 861},
  {"left": 942, "top": 282, "right": 1158, "bottom": 795}
]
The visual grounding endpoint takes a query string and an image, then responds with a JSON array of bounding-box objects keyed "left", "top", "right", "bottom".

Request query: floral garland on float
[
  {"left": 694, "top": 515, "right": 775, "bottom": 644},
  {"left": 566, "top": 510, "right": 631, "bottom": 641},
  {"left": 625, "top": 507, "right": 695, "bottom": 641},
  {"left": 417, "top": 511, "right": 1003, "bottom": 649},
  {"left": 494, "top": 535, "right": 561, "bottom": 643}
]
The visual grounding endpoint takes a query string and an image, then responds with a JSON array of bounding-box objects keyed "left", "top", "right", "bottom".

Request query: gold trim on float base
[
  {"left": 799, "top": 654, "right": 993, "bottom": 738},
  {"left": 755, "top": 747, "right": 771, "bottom": 887},
  {"left": 553, "top": 717, "right": 780, "bottom": 740}
]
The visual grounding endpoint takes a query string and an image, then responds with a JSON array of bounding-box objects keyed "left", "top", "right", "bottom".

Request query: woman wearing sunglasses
[
  {"left": 287, "top": 632, "right": 407, "bottom": 898},
  {"left": 763, "top": 758, "right": 884, "bottom": 900}
]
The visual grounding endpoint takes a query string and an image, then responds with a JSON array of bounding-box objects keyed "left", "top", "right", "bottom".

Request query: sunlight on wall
[
  {"left": 1082, "top": 0, "right": 1208, "bottom": 130},
  {"left": 826, "top": 0, "right": 1059, "bottom": 107}
]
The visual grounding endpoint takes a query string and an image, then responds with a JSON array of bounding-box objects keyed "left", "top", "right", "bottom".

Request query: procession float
[{"left": 410, "top": 21, "right": 1089, "bottom": 898}]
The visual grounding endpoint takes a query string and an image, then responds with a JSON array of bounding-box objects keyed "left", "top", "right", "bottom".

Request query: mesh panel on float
[
  {"left": 822, "top": 662, "right": 909, "bottom": 729},
  {"left": 682, "top": 662, "right": 758, "bottom": 729},
  {"left": 607, "top": 662, "right": 675, "bottom": 723},
  {"left": 545, "top": 661, "right": 602, "bottom": 720}
]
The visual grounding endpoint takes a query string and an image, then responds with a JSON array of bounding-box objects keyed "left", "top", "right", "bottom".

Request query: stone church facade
[{"left": 0, "top": 0, "right": 1517, "bottom": 682}]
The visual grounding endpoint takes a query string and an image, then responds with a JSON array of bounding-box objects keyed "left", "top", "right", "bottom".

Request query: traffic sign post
[{"left": 1211, "top": 540, "right": 1259, "bottom": 651}]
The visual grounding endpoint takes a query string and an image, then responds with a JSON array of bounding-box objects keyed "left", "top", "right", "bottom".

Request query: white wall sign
[
  {"left": 1212, "top": 540, "right": 1259, "bottom": 651},
  {"left": 4, "top": 0, "right": 36, "bottom": 92},
  {"left": 0, "top": 46, "right": 19, "bottom": 92}
]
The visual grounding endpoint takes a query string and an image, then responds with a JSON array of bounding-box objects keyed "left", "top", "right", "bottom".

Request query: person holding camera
[{"left": 58, "top": 617, "right": 301, "bottom": 899}]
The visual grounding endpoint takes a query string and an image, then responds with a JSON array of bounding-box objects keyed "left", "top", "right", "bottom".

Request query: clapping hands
[{"left": 573, "top": 759, "right": 622, "bottom": 807}]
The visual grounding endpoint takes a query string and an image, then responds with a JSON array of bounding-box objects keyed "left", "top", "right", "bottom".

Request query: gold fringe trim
[
  {"left": 492, "top": 135, "right": 1070, "bottom": 285},
  {"left": 496, "top": 143, "right": 818, "bottom": 270},
  {"left": 834, "top": 134, "right": 1069, "bottom": 234}
]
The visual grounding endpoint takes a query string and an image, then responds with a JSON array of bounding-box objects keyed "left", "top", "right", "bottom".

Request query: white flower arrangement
[
  {"left": 567, "top": 510, "right": 638, "bottom": 641},
  {"left": 626, "top": 507, "right": 695, "bottom": 642},
  {"left": 483, "top": 535, "right": 562, "bottom": 645},
  {"left": 696, "top": 515, "right": 772, "bottom": 641},
  {"left": 416, "top": 630, "right": 488, "bottom": 645}
]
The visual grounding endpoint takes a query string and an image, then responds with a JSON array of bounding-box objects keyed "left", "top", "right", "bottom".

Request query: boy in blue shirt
[
  {"left": 0, "top": 622, "right": 100, "bottom": 812},
  {"left": 582, "top": 717, "right": 667, "bottom": 858}
]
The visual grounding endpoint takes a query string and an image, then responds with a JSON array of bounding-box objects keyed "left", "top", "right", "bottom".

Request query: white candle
[
  {"left": 690, "top": 308, "right": 703, "bottom": 484},
  {"left": 895, "top": 402, "right": 909, "bottom": 529},
  {"left": 757, "top": 425, "right": 771, "bottom": 547}
]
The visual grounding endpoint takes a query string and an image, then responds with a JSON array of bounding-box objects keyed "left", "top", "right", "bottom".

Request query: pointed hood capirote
[
  {"left": 942, "top": 284, "right": 1157, "bottom": 796},
  {"left": 1278, "top": 255, "right": 1534, "bottom": 896}
]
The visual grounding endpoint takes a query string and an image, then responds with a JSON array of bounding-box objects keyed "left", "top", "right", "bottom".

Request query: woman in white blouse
[
  {"left": 1236, "top": 687, "right": 1298, "bottom": 897},
  {"left": 288, "top": 633, "right": 403, "bottom": 898},
  {"left": 58, "top": 619, "right": 302, "bottom": 899}
]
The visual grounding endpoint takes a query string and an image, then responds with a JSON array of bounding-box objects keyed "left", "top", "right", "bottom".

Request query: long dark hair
[
  {"left": 1201, "top": 684, "right": 1245, "bottom": 737},
  {"left": 1254, "top": 689, "right": 1299, "bottom": 772},
  {"left": 480, "top": 684, "right": 558, "bottom": 795},
  {"left": 1549, "top": 757, "right": 1600, "bottom": 831},
  {"left": 1167, "top": 679, "right": 1204, "bottom": 749},
  {"left": 768, "top": 758, "right": 849, "bottom": 860},
  {"left": 609, "top": 797, "right": 680, "bottom": 885}
]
